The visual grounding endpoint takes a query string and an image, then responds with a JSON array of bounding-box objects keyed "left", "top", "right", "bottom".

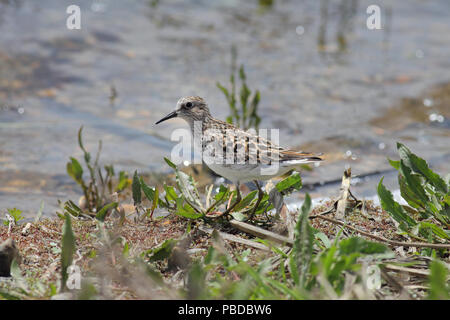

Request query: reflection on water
[
  {"left": 318, "top": 0, "right": 359, "bottom": 58},
  {"left": 0, "top": 0, "right": 449, "bottom": 217}
]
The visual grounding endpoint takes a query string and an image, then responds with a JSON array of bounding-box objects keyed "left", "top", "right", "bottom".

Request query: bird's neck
[{"left": 188, "top": 115, "right": 213, "bottom": 134}]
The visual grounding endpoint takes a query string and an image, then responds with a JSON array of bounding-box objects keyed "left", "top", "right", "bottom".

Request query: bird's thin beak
[{"left": 155, "top": 110, "right": 178, "bottom": 124}]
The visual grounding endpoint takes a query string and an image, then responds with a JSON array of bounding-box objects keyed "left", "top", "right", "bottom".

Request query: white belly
[{"left": 206, "top": 162, "right": 292, "bottom": 183}]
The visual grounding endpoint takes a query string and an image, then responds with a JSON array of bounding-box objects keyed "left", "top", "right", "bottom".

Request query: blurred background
[{"left": 0, "top": 0, "right": 449, "bottom": 217}]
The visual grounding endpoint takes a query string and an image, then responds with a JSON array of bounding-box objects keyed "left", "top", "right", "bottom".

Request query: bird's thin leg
[
  {"left": 248, "top": 180, "right": 264, "bottom": 220},
  {"left": 222, "top": 182, "right": 241, "bottom": 216}
]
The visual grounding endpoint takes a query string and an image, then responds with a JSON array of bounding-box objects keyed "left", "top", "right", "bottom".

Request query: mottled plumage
[{"left": 156, "top": 96, "right": 323, "bottom": 215}]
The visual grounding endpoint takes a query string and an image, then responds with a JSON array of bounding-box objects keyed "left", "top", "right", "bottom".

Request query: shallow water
[{"left": 0, "top": 0, "right": 449, "bottom": 217}]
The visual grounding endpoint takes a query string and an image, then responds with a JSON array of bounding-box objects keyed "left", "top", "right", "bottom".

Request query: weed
[
  {"left": 64, "top": 126, "right": 129, "bottom": 218},
  {"left": 217, "top": 47, "right": 261, "bottom": 131},
  {"left": 3, "top": 208, "right": 24, "bottom": 226},
  {"left": 378, "top": 143, "right": 450, "bottom": 253}
]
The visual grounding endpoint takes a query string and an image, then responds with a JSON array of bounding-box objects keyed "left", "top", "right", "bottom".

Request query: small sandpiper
[{"left": 155, "top": 96, "right": 323, "bottom": 215}]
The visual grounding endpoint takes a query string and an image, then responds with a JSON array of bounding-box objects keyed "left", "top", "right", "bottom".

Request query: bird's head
[{"left": 155, "top": 96, "right": 211, "bottom": 126}]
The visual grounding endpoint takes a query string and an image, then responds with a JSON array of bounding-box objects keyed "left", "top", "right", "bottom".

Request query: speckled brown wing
[{"left": 202, "top": 118, "right": 323, "bottom": 166}]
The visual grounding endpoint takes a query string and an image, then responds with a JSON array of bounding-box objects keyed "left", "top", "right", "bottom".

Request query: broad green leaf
[
  {"left": 377, "top": 178, "right": 417, "bottom": 231},
  {"left": 419, "top": 222, "right": 450, "bottom": 240},
  {"left": 398, "top": 174, "right": 425, "bottom": 210},
  {"left": 315, "top": 232, "right": 331, "bottom": 249},
  {"left": 140, "top": 177, "right": 155, "bottom": 199},
  {"left": 175, "top": 198, "right": 204, "bottom": 219},
  {"left": 6, "top": 208, "right": 24, "bottom": 224},
  {"left": 231, "top": 211, "right": 247, "bottom": 221},
  {"left": 427, "top": 260, "right": 450, "bottom": 300},
  {"left": 388, "top": 158, "right": 400, "bottom": 170},
  {"left": 397, "top": 143, "right": 448, "bottom": 194},
  {"left": 338, "top": 237, "right": 390, "bottom": 255},
  {"left": 66, "top": 157, "right": 83, "bottom": 184},
  {"left": 214, "top": 185, "right": 229, "bottom": 201},
  {"left": 234, "top": 190, "right": 258, "bottom": 212},
  {"left": 147, "top": 239, "right": 177, "bottom": 262},
  {"left": 399, "top": 160, "right": 430, "bottom": 205},
  {"left": 400, "top": 160, "right": 430, "bottom": 215},
  {"left": 276, "top": 173, "right": 302, "bottom": 194},
  {"left": 95, "top": 202, "right": 118, "bottom": 221},
  {"left": 164, "top": 185, "right": 178, "bottom": 202}
]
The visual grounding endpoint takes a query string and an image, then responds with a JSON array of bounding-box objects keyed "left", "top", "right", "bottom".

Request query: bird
[{"left": 155, "top": 96, "right": 323, "bottom": 216}]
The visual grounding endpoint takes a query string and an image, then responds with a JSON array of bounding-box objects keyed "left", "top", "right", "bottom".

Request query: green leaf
[
  {"left": 419, "top": 222, "right": 450, "bottom": 241},
  {"left": 388, "top": 158, "right": 400, "bottom": 170},
  {"left": 176, "top": 170, "right": 204, "bottom": 212},
  {"left": 78, "top": 126, "right": 85, "bottom": 153},
  {"left": 216, "top": 82, "right": 230, "bottom": 99},
  {"left": 175, "top": 198, "right": 204, "bottom": 219},
  {"left": 377, "top": 178, "right": 417, "bottom": 231},
  {"left": 122, "top": 242, "right": 130, "bottom": 257},
  {"left": 315, "top": 232, "right": 331, "bottom": 248},
  {"left": 214, "top": 185, "right": 230, "bottom": 201},
  {"left": 6, "top": 208, "right": 24, "bottom": 224},
  {"left": 95, "top": 202, "right": 118, "bottom": 221},
  {"left": 150, "top": 187, "right": 159, "bottom": 215},
  {"left": 139, "top": 177, "right": 155, "bottom": 200},
  {"left": 293, "top": 193, "right": 314, "bottom": 288},
  {"left": 231, "top": 212, "right": 247, "bottom": 221},
  {"left": 78, "top": 126, "right": 91, "bottom": 164},
  {"left": 64, "top": 200, "right": 82, "bottom": 217},
  {"left": 61, "top": 213, "right": 76, "bottom": 289},
  {"left": 398, "top": 160, "right": 430, "bottom": 205},
  {"left": 234, "top": 190, "right": 258, "bottom": 212},
  {"left": 339, "top": 237, "right": 390, "bottom": 255},
  {"left": 132, "top": 170, "right": 141, "bottom": 205},
  {"left": 66, "top": 157, "right": 83, "bottom": 184},
  {"left": 164, "top": 185, "right": 178, "bottom": 202},
  {"left": 164, "top": 157, "right": 177, "bottom": 170},
  {"left": 115, "top": 171, "right": 129, "bottom": 192},
  {"left": 398, "top": 174, "right": 425, "bottom": 210},
  {"left": 276, "top": 172, "right": 302, "bottom": 194},
  {"left": 397, "top": 143, "right": 448, "bottom": 194},
  {"left": 427, "top": 260, "right": 450, "bottom": 299},
  {"left": 147, "top": 239, "right": 177, "bottom": 262}
]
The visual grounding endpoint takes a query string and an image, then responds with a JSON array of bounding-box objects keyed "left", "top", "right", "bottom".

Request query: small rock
[
  {"left": 0, "top": 238, "right": 21, "bottom": 277},
  {"left": 78, "top": 196, "right": 87, "bottom": 210},
  {"left": 21, "top": 223, "right": 32, "bottom": 235}
]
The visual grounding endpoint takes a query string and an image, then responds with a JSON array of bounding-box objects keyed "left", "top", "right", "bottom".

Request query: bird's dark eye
[{"left": 185, "top": 102, "right": 193, "bottom": 108}]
